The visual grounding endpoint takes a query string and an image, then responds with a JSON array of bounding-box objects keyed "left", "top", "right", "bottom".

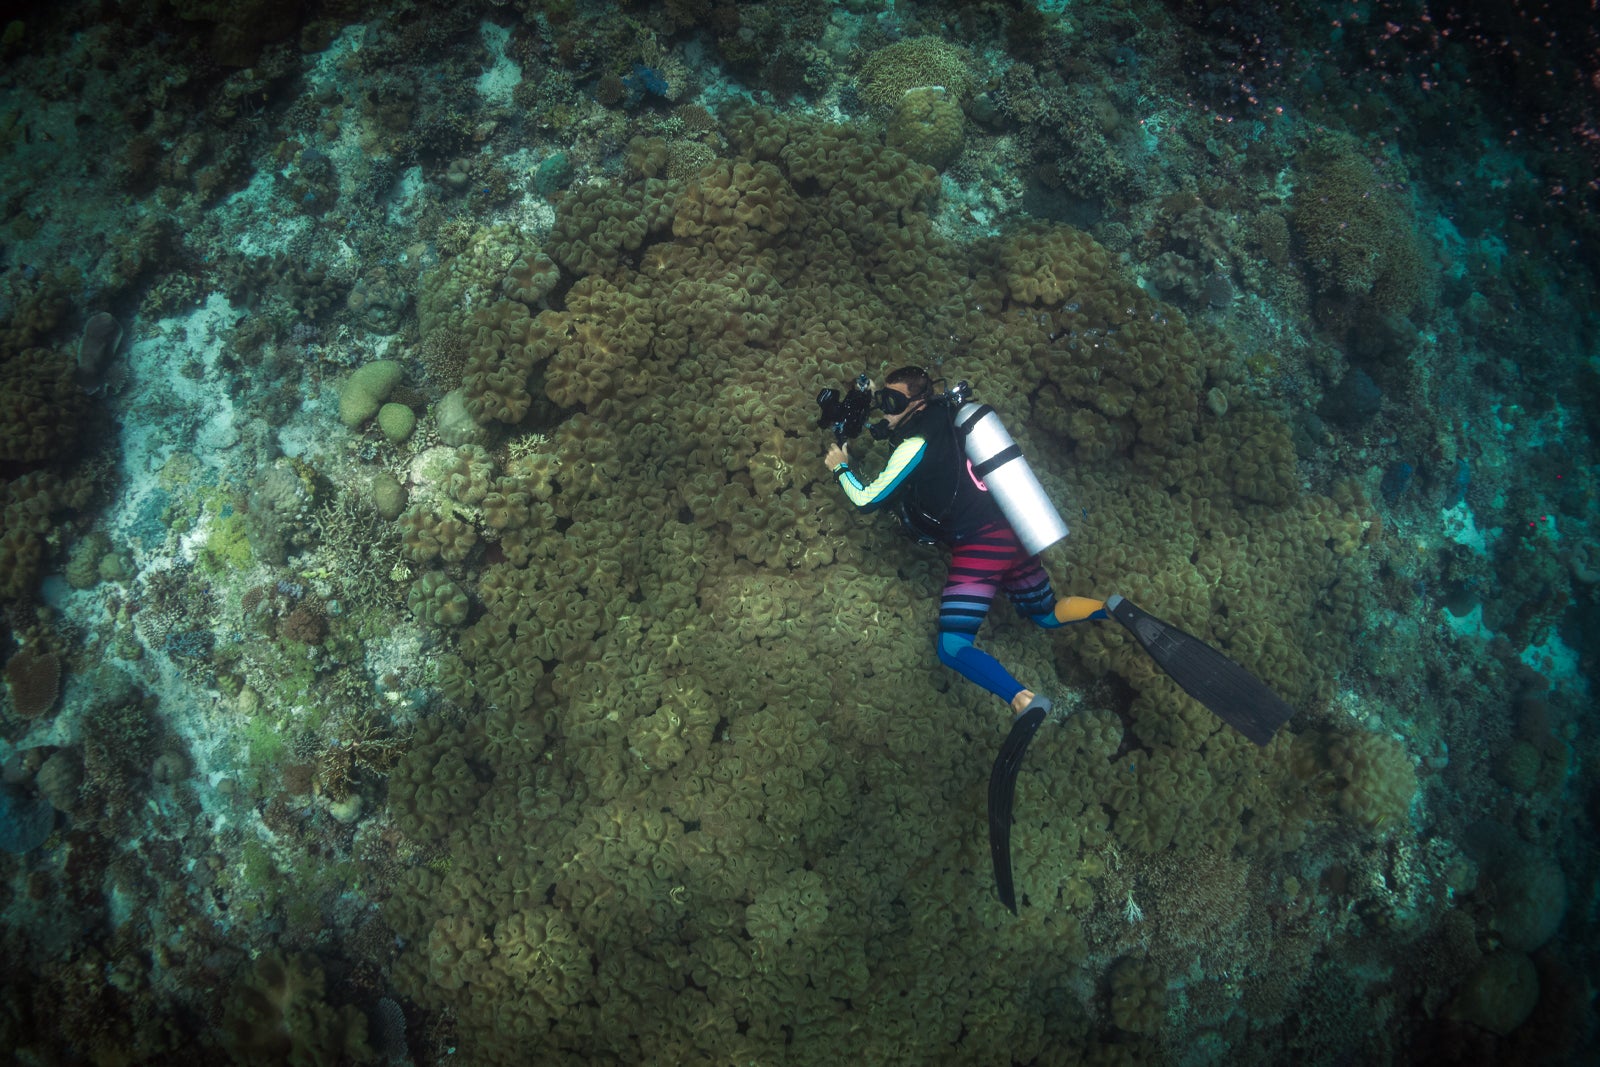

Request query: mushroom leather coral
[{"left": 379, "top": 104, "right": 1378, "bottom": 1065}]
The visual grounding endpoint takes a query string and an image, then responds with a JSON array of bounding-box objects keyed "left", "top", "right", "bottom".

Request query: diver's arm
[{"left": 834, "top": 436, "right": 927, "bottom": 512}]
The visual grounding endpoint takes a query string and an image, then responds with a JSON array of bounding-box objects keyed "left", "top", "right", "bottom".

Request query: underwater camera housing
[{"left": 817, "top": 373, "right": 885, "bottom": 444}]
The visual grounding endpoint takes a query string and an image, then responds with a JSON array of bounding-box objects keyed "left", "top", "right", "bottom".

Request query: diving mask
[{"left": 876, "top": 384, "right": 929, "bottom": 416}]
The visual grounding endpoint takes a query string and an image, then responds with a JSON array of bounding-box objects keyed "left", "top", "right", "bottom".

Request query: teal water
[{"left": 1, "top": 2, "right": 1595, "bottom": 1064}]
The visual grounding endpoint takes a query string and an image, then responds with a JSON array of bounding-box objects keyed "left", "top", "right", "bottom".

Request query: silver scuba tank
[{"left": 954, "top": 402, "right": 1069, "bottom": 556}]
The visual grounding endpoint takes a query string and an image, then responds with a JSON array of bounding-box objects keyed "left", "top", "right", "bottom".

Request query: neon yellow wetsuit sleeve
[{"left": 836, "top": 436, "right": 927, "bottom": 512}]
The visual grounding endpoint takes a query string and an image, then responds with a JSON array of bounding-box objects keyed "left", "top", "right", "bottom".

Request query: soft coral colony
[{"left": 1, "top": 1, "right": 1596, "bottom": 1064}]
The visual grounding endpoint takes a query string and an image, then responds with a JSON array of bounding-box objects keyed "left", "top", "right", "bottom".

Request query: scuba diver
[
  {"left": 818, "top": 365, "right": 1296, "bottom": 913},
  {"left": 820, "top": 366, "right": 1107, "bottom": 717}
]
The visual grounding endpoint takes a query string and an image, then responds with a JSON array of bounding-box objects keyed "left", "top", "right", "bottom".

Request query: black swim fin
[
  {"left": 1105, "top": 594, "right": 1294, "bottom": 747},
  {"left": 989, "top": 697, "right": 1049, "bottom": 914}
]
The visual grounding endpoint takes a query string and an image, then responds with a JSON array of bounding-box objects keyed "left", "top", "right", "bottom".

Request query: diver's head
[{"left": 878, "top": 366, "right": 933, "bottom": 428}]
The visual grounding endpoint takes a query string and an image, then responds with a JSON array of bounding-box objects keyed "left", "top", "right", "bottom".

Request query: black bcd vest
[{"left": 892, "top": 405, "right": 1004, "bottom": 545}]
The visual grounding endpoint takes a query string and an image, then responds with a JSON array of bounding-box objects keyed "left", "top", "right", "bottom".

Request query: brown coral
[
  {"left": 278, "top": 602, "right": 328, "bottom": 646},
  {"left": 1291, "top": 144, "right": 1433, "bottom": 319},
  {"left": 461, "top": 299, "right": 539, "bottom": 426},
  {"left": 1108, "top": 956, "right": 1166, "bottom": 1034},
  {"left": 857, "top": 36, "right": 975, "bottom": 114},
  {"left": 886, "top": 87, "right": 965, "bottom": 171},
  {"left": 219, "top": 953, "right": 372, "bottom": 1063},
  {"left": 5, "top": 647, "right": 61, "bottom": 719},
  {"left": 372, "top": 104, "right": 1383, "bottom": 1066},
  {"left": 671, "top": 159, "right": 798, "bottom": 253},
  {"left": 0, "top": 349, "right": 91, "bottom": 469}
]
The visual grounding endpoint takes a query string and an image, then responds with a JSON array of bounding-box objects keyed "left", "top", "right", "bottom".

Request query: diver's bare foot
[{"left": 1010, "top": 689, "right": 1035, "bottom": 715}]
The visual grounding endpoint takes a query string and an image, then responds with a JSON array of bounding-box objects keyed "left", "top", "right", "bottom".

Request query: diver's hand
[{"left": 824, "top": 443, "right": 849, "bottom": 472}]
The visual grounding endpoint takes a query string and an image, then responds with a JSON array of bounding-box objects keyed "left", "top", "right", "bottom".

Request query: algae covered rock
[
  {"left": 1492, "top": 850, "right": 1568, "bottom": 952},
  {"left": 0, "top": 780, "right": 54, "bottom": 853}
]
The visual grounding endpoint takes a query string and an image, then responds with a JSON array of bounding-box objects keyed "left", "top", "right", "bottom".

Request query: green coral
[
  {"left": 338, "top": 359, "right": 403, "bottom": 429},
  {"left": 857, "top": 36, "right": 974, "bottom": 114},
  {"left": 371, "top": 472, "right": 407, "bottom": 520},
  {"left": 199, "top": 505, "right": 253, "bottom": 572},
  {"left": 1291, "top": 142, "right": 1434, "bottom": 318},
  {"left": 377, "top": 401, "right": 416, "bottom": 442},
  {"left": 372, "top": 105, "right": 1382, "bottom": 1065},
  {"left": 407, "top": 571, "right": 470, "bottom": 628},
  {"left": 744, "top": 868, "right": 830, "bottom": 948},
  {"left": 886, "top": 87, "right": 965, "bottom": 171}
]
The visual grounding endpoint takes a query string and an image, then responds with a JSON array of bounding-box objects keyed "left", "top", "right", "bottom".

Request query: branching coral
[
  {"left": 317, "top": 711, "right": 410, "bottom": 802},
  {"left": 1291, "top": 142, "right": 1434, "bottom": 319},
  {"left": 857, "top": 36, "right": 975, "bottom": 114}
]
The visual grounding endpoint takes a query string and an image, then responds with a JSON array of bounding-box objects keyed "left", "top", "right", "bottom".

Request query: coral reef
[
  {"left": 358, "top": 104, "right": 1382, "bottom": 1064},
  {"left": 1, "top": 3, "right": 1594, "bottom": 1065},
  {"left": 1290, "top": 139, "right": 1434, "bottom": 322}
]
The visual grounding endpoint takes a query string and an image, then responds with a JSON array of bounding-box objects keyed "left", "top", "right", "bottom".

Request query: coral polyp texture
[
  {"left": 1, "top": 2, "right": 1595, "bottom": 1065},
  {"left": 369, "top": 106, "right": 1378, "bottom": 1063}
]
